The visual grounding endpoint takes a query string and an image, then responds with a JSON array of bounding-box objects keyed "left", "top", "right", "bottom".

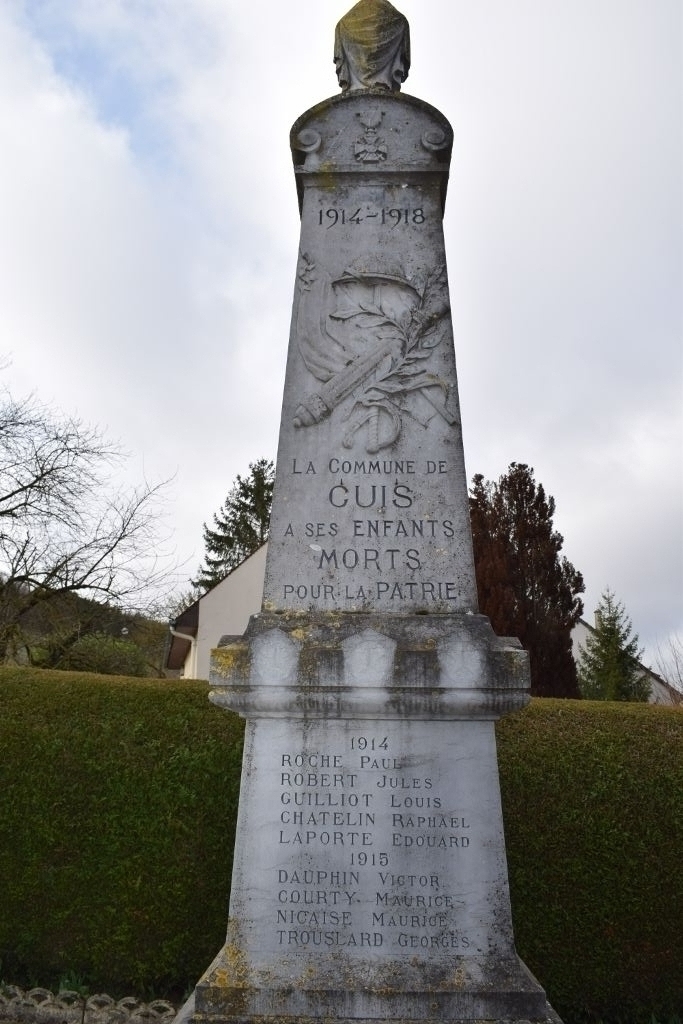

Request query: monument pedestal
[{"left": 183, "top": 612, "right": 561, "bottom": 1024}]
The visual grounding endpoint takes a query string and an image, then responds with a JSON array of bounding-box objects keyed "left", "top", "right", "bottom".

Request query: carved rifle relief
[{"left": 294, "top": 254, "right": 458, "bottom": 454}]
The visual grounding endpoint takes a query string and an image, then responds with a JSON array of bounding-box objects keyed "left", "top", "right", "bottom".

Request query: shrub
[
  {"left": 58, "top": 633, "right": 148, "bottom": 677},
  {"left": 0, "top": 669, "right": 680, "bottom": 1022}
]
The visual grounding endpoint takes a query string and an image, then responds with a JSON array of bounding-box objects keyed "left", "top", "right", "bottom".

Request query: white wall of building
[{"left": 188, "top": 544, "right": 267, "bottom": 680}]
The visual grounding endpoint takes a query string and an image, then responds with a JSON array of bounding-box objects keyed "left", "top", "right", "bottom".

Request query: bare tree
[
  {"left": 655, "top": 634, "right": 683, "bottom": 694},
  {"left": 0, "top": 387, "right": 171, "bottom": 660}
]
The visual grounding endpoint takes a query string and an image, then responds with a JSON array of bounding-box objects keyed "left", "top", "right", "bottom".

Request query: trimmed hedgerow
[
  {"left": 497, "top": 699, "right": 683, "bottom": 1023},
  {"left": 0, "top": 669, "right": 681, "bottom": 1022},
  {"left": 0, "top": 668, "right": 244, "bottom": 999}
]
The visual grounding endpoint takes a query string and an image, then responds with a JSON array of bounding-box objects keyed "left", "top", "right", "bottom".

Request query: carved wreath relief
[{"left": 294, "top": 254, "right": 457, "bottom": 454}]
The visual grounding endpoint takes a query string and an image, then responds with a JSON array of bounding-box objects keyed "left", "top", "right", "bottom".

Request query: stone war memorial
[{"left": 182, "top": 2, "right": 562, "bottom": 1022}]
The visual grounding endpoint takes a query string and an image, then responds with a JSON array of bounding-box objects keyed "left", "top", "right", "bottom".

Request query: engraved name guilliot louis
[{"left": 294, "top": 255, "right": 458, "bottom": 455}]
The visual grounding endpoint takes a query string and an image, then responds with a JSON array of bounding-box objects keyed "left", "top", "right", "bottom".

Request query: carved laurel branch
[
  {"left": 297, "top": 251, "right": 316, "bottom": 292},
  {"left": 336, "top": 265, "right": 451, "bottom": 451}
]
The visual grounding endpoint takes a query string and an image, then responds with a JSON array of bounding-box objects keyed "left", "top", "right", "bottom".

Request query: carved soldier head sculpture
[{"left": 334, "top": 0, "right": 411, "bottom": 93}]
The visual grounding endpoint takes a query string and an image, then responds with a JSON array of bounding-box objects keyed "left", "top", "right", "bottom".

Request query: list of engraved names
[{"left": 275, "top": 732, "right": 473, "bottom": 953}]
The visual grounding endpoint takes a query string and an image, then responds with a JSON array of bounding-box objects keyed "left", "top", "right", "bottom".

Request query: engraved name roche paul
[
  {"left": 274, "top": 737, "right": 472, "bottom": 952},
  {"left": 281, "top": 457, "right": 457, "bottom": 605}
]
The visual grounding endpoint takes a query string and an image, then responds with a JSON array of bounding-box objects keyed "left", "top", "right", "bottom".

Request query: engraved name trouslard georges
[{"left": 294, "top": 255, "right": 458, "bottom": 455}]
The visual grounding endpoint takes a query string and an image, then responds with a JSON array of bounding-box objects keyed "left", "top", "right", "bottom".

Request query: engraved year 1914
[{"left": 351, "top": 736, "right": 389, "bottom": 751}]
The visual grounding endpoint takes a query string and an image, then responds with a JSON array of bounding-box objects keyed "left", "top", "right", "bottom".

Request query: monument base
[
  {"left": 186, "top": 943, "right": 563, "bottom": 1023},
  {"left": 176, "top": 612, "right": 564, "bottom": 1024}
]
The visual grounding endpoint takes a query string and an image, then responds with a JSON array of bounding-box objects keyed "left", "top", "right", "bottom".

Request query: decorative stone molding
[
  {"left": 211, "top": 612, "right": 530, "bottom": 720},
  {"left": 0, "top": 988, "right": 176, "bottom": 1024}
]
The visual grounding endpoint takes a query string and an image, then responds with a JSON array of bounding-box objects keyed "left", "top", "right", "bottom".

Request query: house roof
[{"left": 166, "top": 598, "right": 200, "bottom": 671}]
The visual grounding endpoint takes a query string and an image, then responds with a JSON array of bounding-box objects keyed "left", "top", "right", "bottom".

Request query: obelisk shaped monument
[{"left": 193, "top": 2, "right": 563, "bottom": 1022}]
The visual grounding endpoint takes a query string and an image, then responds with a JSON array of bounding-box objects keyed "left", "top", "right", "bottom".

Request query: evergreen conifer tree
[
  {"left": 193, "top": 459, "right": 274, "bottom": 591},
  {"left": 578, "top": 588, "right": 649, "bottom": 701},
  {"left": 469, "top": 463, "right": 585, "bottom": 697}
]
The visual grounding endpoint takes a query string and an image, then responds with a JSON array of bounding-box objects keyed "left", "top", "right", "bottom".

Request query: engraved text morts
[{"left": 188, "top": 2, "right": 563, "bottom": 1022}]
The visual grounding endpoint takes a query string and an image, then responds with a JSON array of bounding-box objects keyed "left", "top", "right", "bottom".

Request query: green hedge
[
  {"left": 497, "top": 699, "right": 683, "bottom": 1023},
  {"left": 0, "top": 668, "right": 245, "bottom": 999},
  {"left": 0, "top": 668, "right": 681, "bottom": 1022}
]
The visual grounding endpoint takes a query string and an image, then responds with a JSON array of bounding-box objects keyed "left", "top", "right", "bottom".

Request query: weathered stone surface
[
  {"left": 334, "top": 0, "right": 411, "bottom": 94},
  {"left": 211, "top": 613, "right": 530, "bottom": 719},
  {"left": 204, "top": 612, "right": 555, "bottom": 1022},
  {"left": 187, "top": 2, "right": 563, "bottom": 1022},
  {"left": 200, "top": 717, "right": 521, "bottom": 1002},
  {"left": 263, "top": 88, "right": 475, "bottom": 617}
]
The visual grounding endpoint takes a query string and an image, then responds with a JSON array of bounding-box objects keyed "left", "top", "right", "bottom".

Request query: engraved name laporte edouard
[{"left": 294, "top": 253, "right": 458, "bottom": 454}]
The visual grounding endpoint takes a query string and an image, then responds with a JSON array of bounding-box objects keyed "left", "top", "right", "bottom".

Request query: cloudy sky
[{"left": 0, "top": 0, "right": 680, "bottom": 666}]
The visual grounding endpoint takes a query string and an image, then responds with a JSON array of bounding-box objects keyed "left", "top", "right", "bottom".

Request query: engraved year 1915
[
  {"left": 318, "top": 207, "right": 425, "bottom": 228},
  {"left": 350, "top": 851, "right": 389, "bottom": 867}
]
